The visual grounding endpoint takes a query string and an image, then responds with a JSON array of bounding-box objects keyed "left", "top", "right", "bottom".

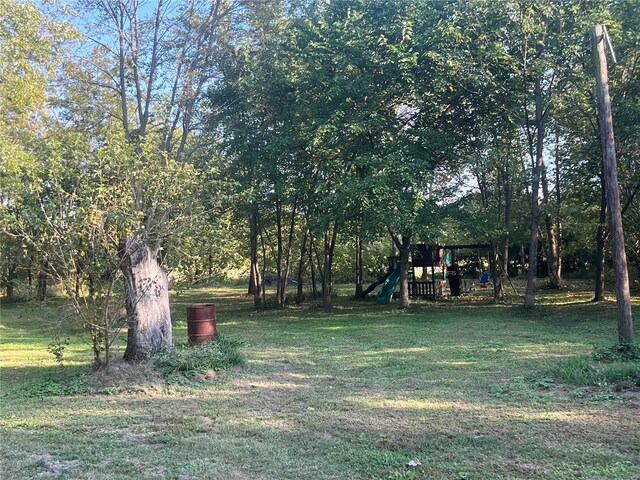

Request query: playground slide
[{"left": 376, "top": 264, "right": 402, "bottom": 304}]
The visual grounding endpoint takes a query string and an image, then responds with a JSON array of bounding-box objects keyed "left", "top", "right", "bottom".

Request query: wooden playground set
[{"left": 359, "top": 244, "right": 492, "bottom": 304}]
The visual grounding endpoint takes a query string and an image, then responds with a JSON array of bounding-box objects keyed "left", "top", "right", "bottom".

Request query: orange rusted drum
[{"left": 186, "top": 304, "right": 217, "bottom": 345}]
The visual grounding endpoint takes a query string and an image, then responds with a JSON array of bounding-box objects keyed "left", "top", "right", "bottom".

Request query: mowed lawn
[{"left": 1, "top": 285, "right": 639, "bottom": 479}]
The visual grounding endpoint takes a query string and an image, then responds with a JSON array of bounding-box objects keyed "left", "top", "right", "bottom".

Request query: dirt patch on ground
[
  {"left": 90, "top": 360, "right": 166, "bottom": 394},
  {"left": 32, "top": 454, "right": 80, "bottom": 477}
]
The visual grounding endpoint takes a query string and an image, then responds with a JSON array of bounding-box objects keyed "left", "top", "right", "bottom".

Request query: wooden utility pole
[{"left": 590, "top": 25, "right": 634, "bottom": 344}]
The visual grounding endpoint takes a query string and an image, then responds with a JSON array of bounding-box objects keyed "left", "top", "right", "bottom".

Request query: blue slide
[{"left": 376, "top": 264, "right": 402, "bottom": 304}]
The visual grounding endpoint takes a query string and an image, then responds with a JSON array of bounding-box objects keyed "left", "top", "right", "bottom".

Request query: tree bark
[
  {"left": 273, "top": 200, "right": 297, "bottom": 307},
  {"left": 308, "top": 232, "right": 318, "bottom": 299},
  {"left": 554, "top": 136, "right": 563, "bottom": 284},
  {"left": 296, "top": 229, "right": 308, "bottom": 304},
  {"left": 591, "top": 25, "right": 634, "bottom": 344},
  {"left": 594, "top": 172, "right": 607, "bottom": 301},
  {"left": 260, "top": 224, "right": 267, "bottom": 306},
  {"left": 501, "top": 167, "right": 512, "bottom": 275},
  {"left": 3, "top": 260, "right": 16, "bottom": 298},
  {"left": 37, "top": 261, "right": 47, "bottom": 301},
  {"left": 489, "top": 241, "right": 503, "bottom": 301},
  {"left": 275, "top": 199, "right": 285, "bottom": 306},
  {"left": 322, "top": 222, "right": 338, "bottom": 311},
  {"left": 355, "top": 235, "right": 364, "bottom": 297},
  {"left": 75, "top": 268, "right": 81, "bottom": 298},
  {"left": 398, "top": 235, "right": 411, "bottom": 309},
  {"left": 248, "top": 210, "right": 262, "bottom": 307},
  {"left": 389, "top": 229, "right": 411, "bottom": 309},
  {"left": 120, "top": 236, "right": 172, "bottom": 361},
  {"left": 281, "top": 201, "right": 298, "bottom": 306},
  {"left": 541, "top": 159, "right": 561, "bottom": 288},
  {"left": 524, "top": 72, "right": 546, "bottom": 308}
]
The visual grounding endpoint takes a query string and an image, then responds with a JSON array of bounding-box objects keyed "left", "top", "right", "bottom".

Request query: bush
[{"left": 154, "top": 335, "right": 245, "bottom": 375}]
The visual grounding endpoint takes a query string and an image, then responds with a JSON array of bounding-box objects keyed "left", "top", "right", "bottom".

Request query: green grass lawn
[{"left": 1, "top": 283, "right": 639, "bottom": 479}]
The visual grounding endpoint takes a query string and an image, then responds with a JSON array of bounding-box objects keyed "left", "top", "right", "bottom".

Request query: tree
[
  {"left": 0, "top": 0, "right": 75, "bottom": 300},
  {"left": 590, "top": 24, "right": 634, "bottom": 344},
  {"left": 69, "top": 0, "right": 240, "bottom": 358}
]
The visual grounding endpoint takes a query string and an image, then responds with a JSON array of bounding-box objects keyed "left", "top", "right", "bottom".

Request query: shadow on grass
[{"left": 3, "top": 357, "right": 638, "bottom": 480}]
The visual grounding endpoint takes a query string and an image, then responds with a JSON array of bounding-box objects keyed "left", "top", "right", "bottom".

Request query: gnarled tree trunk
[{"left": 120, "top": 236, "right": 172, "bottom": 361}]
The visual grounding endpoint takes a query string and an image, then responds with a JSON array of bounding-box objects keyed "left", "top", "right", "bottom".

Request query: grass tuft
[
  {"left": 154, "top": 335, "right": 245, "bottom": 375},
  {"left": 545, "top": 344, "right": 640, "bottom": 388},
  {"left": 592, "top": 343, "right": 640, "bottom": 362}
]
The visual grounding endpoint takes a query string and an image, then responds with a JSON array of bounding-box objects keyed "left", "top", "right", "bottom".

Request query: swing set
[
  {"left": 409, "top": 243, "right": 492, "bottom": 299},
  {"left": 360, "top": 243, "right": 498, "bottom": 301}
]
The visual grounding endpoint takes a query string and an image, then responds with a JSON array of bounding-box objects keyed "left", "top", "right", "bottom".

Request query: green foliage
[
  {"left": 545, "top": 354, "right": 640, "bottom": 387},
  {"left": 154, "top": 336, "right": 246, "bottom": 376},
  {"left": 592, "top": 343, "right": 640, "bottom": 362},
  {"left": 15, "top": 373, "right": 90, "bottom": 398},
  {"left": 2, "top": 0, "right": 639, "bottom": 340},
  {"left": 46, "top": 336, "right": 70, "bottom": 365}
]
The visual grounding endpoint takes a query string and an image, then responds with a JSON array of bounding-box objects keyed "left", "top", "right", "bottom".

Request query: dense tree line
[{"left": 1, "top": 0, "right": 637, "bottom": 363}]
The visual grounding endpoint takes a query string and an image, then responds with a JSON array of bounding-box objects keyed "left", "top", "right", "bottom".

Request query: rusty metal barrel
[{"left": 186, "top": 304, "right": 217, "bottom": 345}]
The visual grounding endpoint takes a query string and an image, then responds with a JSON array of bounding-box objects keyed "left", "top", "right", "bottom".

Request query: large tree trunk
[
  {"left": 120, "top": 236, "right": 172, "bottom": 361},
  {"left": 524, "top": 73, "right": 546, "bottom": 308}
]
